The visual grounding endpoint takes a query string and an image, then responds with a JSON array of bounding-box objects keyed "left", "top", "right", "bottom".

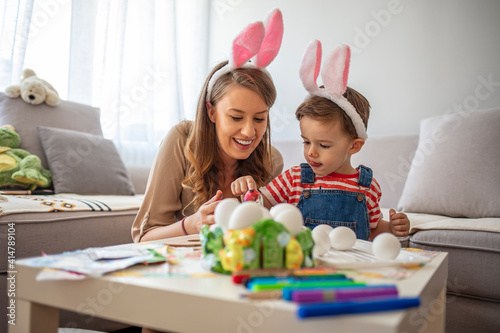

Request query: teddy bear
[
  {"left": 4, "top": 69, "right": 60, "bottom": 106},
  {"left": 0, "top": 125, "right": 52, "bottom": 190}
]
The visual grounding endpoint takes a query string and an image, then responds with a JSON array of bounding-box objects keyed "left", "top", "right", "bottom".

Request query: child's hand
[
  {"left": 389, "top": 209, "right": 410, "bottom": 237},
  {"left": 231, "top": 176, "right": 257, "bottom": 197}
]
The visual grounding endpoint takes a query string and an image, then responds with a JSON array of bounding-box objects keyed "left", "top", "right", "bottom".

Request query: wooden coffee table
[{"left": 11, "top": 238, "right": 448, "bottom": 333}]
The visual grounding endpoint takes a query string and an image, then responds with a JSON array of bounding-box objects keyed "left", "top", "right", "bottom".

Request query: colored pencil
[{"left": 240, "top": 291, "right": 283, "bottom": 300}]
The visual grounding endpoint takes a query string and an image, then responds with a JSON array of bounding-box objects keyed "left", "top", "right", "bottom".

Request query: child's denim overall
[{"left": 296, "top": 163, "right": 373, "bottom": 240}]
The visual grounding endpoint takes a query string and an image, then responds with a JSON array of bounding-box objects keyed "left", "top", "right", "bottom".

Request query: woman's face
[{"left": 208, "top": 85, "right": 269, "bottom": 166}]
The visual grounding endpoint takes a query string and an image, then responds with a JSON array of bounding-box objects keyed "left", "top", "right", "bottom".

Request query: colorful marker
[
  {"left": 251, "top": 280, "right": 365, "bottom": 292},
  {"left": 232, "top": 267, "right": 339, "bottom": 284},
  {"left": 245, "top": 274, "right": 347, "bottom": 288},
  {"left": 297, "top": 297, "right": 420, "bottom": 318},
  {"left": 291, "top": 285, "right": 399, "bottom": 303},
  {"left": 282, "top": 284, "right": 392, "bottom": 301}
]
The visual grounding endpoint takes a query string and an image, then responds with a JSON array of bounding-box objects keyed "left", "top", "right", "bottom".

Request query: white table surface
[{"left": 11, "top": 239, "right": 448, "bottom": 333}]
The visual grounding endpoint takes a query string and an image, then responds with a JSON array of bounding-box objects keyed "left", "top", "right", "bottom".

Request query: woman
[{"left": 131, "top": 61, "right": 284, "bottom": 242}]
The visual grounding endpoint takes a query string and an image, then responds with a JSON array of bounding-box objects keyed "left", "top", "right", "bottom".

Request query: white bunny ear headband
[
  {"left": 206, "top": 8, "right": 284, "bottom": 102},
  {"left": 300, "top": 40, "right": 367, "bottom": 140}
]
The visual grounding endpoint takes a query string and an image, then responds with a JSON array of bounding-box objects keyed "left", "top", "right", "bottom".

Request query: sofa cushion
[
  {"left": 383, "top": 208, "right": 500, "bottom": 235},
  {"left": 127, "top": 165, "right": 150, "bottom": 194},
  {"left": 444, "top": 295, "right": 500, "bottom": 333},
  {"left": 409, "top": 229, "right": 500, "bottom": 302},
  {"left": 398, "top": 108, "right": 500, "bottom": 218},
  {"left": 351, "top": 135, "right": 419, "bottom": 209},
  {"left": 0, "top": 92, "right": 102, "bottom": 169},
  {"left": 38, "top": 126, "right": 135, "bottom": 195}
]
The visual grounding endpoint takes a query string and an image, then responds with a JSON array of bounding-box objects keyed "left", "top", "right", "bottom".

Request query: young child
[{"left": 231, "top": 41, "right": 410, "bottom": 240}]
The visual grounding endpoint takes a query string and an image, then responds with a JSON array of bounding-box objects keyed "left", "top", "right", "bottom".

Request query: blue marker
[{"left": 297, "top": 297, "right": 420, "bottom": 318}]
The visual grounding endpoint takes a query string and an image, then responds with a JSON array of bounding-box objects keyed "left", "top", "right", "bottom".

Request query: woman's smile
[{"left": 233, "top": 137, "right": 254, "bottom": 149}]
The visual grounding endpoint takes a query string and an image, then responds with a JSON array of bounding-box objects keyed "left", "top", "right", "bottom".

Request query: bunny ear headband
[
  {"left": 300, "top": 40, "right": 367, "bottom": 140},
  {"left": 206, "top": 8, "right": 284, "bottom": 102}
]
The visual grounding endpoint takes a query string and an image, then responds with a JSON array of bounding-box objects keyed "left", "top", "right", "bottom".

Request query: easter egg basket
[{"left": 200, "top": 200, "right": 315, "bottom": 274}]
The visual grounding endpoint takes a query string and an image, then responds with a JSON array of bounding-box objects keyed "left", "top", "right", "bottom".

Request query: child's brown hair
[{"left": 295, "top": 87, "right": 370, "bottom": 140}]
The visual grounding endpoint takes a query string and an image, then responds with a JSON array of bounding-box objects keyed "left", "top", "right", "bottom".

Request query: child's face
[{"left": 300, "top": 117, "right": 355, "bottom": 176}]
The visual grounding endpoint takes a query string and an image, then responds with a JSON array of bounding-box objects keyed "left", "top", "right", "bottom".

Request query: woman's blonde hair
[{"left": 182, "top": 61, "right": 277, "bottom": 212}]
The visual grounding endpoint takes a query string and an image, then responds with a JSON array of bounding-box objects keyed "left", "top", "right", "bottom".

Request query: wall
[{"left": 208, "top": 0, "right": 500, "bottom": 140}]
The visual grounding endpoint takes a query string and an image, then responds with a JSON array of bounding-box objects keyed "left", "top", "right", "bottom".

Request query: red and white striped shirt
[{"left": 260, "top": 166, "right": 383, "bottom": 229}]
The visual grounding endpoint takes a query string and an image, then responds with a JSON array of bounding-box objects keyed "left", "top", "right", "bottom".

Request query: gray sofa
[
  {"left": 0, "top": 93, "right": 148, "bottom": 332},
  {"left": 274, "top": 107, "right": 500, "bottom": 333}
]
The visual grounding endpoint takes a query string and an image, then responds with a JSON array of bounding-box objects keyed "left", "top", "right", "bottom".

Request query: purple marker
[{"left": 292, "top": 286, "right": 398, "bottom": 303}]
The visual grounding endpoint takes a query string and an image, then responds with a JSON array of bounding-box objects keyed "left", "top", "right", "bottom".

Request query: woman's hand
[
  {"left": 231, "top": 176, "right": 258, "bottom": 197},
  {"left": 185, "top": 190, "right": 223, "bottom": 233}
]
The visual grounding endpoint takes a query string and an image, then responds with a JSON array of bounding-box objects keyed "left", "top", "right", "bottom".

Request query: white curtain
[
  {"left": 0, "top": 0, "right": 35, "bottom": 86},
  {"left": 0, "top": 0, "right": 210, "bottom": 166}
]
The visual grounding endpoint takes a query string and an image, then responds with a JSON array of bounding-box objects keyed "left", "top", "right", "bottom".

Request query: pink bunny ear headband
[
  {"left": 206, "top": 8, "right": 284, "bottom": 103},
  {"left": 300, "top": 40, "right": 368, "bottom": 140}
]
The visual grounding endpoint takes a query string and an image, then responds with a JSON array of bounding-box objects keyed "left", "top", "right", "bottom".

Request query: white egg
[
  {"left": 329, "top": 226, "right": 356, "bottom": 250},
  {"left": 273, "top": 205, "right": 304, "bottom": 235},
  {"left": 260, "top": 206, "right": 272, "bottom": 220},
  {"left": 269, "top": 203, "right": 295, "bottom": 218},
  {"left": 372, "top": 233, "right": 401, "bottom": 260},
  {"left": 312, "top": 224, "right": 334, "bottom": 238},
  {"left": 214, "top": 198, "right": 239, "bottom": 231},
  {"left": 311, "top": 225, "right": 333, "bottom": 256},
  {"left": 228, "top": 201, "right": 263, "bottom": 230}
]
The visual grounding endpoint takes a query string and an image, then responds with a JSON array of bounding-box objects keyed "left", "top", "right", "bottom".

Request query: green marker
[{"left": 251, "top": 280, "right": 366, "bottom": 292}]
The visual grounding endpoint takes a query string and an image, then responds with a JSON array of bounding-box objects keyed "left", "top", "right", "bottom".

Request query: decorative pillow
[
  {"left": 38, "top": 126, "right": 135, "bottom": 195},
  {"left": 398, "top": 108, "right": 500, "bottom": 218},
  {"left": 0, "top": 92, "right": 102, "bottom": 169}
]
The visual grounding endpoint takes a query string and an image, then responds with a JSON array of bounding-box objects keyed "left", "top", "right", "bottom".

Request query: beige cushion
[
  {"left": 0, "top": 92, "right": 102, "bottom": 169},
  {"left": 398, "top": 108, "right": 500, "bottom": 218},
  {"left": 38, "top": 126, "right": 135, "bottom": 195},
  {"left": 352, "top": 135, "right": 419, "bottom": 209}
]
